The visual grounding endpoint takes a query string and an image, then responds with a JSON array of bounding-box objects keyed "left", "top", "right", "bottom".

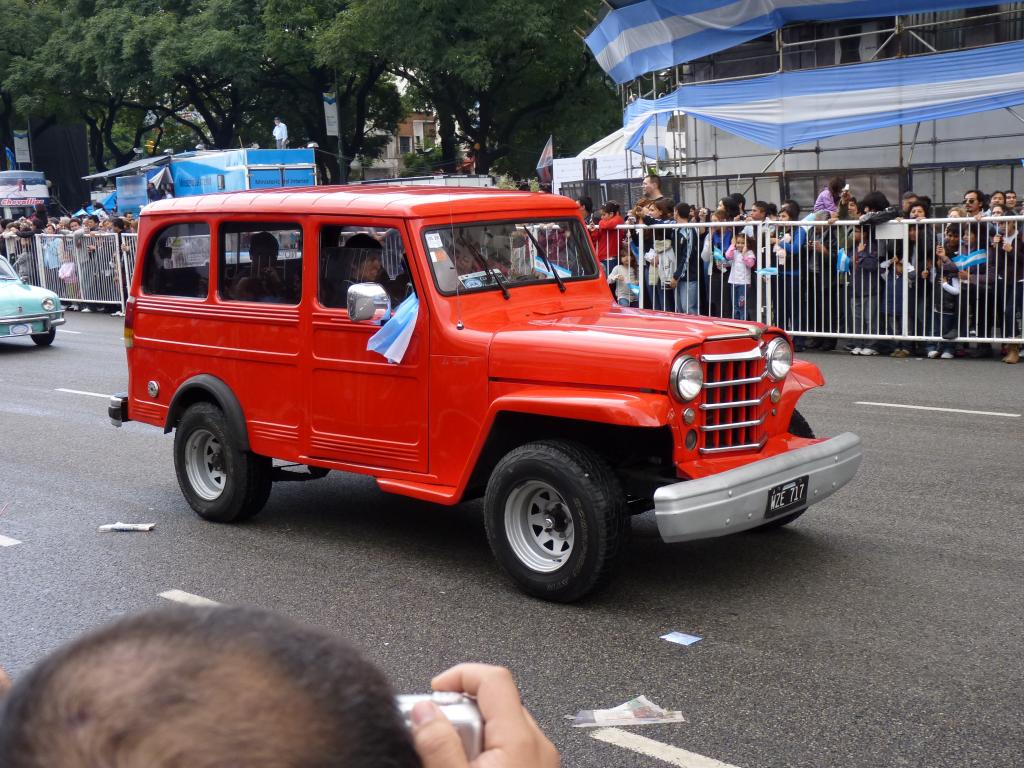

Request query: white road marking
[
  {"left": 0, "top": 534, "right": 22, "bottom": 547},
  {"left": 158, "top": 590, "right": 220, "bottom": 607},
  {"left": 855, "top": 401, "right": 1020, "bottom": 418},
  {"left": 55, "top": 388, "right": 111, "bottom": 399},
  {"left": 590, "top": 728, "right": 742, "bottom": 768},
  {"left": 57, "top": 329, "right": 82, "bottom": 334}
]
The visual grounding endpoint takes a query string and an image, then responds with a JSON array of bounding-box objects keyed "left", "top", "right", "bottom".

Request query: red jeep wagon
[{"left": 109, "top": 187, "right": 862, "bottom": 601}]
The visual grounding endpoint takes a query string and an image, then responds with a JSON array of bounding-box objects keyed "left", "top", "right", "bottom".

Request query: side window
[
  {"left": 219, "top": 224, "right": 302, "bottom": 304},
  {"left": 318, "top": 226, "right": 413, "bottom": 310},
  {"left": 142, "top": 222, "right": 211, "bottom": 298}
]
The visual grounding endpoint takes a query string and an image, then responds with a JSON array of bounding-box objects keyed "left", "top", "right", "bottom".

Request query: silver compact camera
[{"left": 396, "top": 692, "right": 483, "bottom": 759}]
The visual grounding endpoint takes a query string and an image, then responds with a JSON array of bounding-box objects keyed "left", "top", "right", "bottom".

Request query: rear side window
[
  {"left": 219, "top": 224, "right": 302, "bottom": 304},
  {"left": 142, "top": 223, "right": 211, "bottom": 298}
]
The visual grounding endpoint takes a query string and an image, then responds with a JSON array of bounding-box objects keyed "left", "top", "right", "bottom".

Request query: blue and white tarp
[
  {"left": 622, "top": 40, "right": 1024, "bottom": 149},
  {"left": 588, "top": 0, "right": 1001, "bottom": 85}
]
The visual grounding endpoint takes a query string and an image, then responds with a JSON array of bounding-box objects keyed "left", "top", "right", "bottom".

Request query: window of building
[
  {"left": 142, "top": 222, "right": 211, "bottom": 298},
  {"left": 219, "top": 224, "right": 302, "bottom": 304},
  {"left": 399, "top": 136, "right": 413, "bottom": 155}
]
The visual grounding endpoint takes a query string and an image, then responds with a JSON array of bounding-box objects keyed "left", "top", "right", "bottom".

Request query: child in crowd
[
  {"left": 921, "top": 230, "right": 961, "bottom": 359},
  {"left": 880, "top": 249, "right": 914, "bottom": 357},
  {"left": 725, "top": 230, "right": 756, "bottom": 320},
  {"left": 594, "top": 200, "right": 624, "bottom": 280},
  {"left": 607, "top": 248, "right": 638, "bottom": 307},
  {"left": 849, "top": 224, "right": 881, "bottom": 355}
]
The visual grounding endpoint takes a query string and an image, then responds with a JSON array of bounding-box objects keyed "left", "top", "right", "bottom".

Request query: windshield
[
  {"left": 423, "top": 219, "right": 597, "bottom": 295},
  {"left": 0, "top": 257, "right": 17, "bottom": 280}
]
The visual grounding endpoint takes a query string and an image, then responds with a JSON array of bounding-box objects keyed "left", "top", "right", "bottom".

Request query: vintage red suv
[{"left": 109, "top": 187, "right": 862, "bottom": 602}]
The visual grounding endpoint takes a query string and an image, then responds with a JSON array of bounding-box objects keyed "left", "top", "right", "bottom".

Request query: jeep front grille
[{"left": 699, "top": 346, "right": 768, "bottom": 454}]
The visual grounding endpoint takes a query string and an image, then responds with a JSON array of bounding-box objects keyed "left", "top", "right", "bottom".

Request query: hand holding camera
[{"left": 409, "top": 664, "right": 558, "bottom": 768}]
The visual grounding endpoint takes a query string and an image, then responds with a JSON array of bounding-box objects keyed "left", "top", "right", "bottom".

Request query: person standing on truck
[{"left": 273, "top": 117, "right": 289, "bottom": 149}]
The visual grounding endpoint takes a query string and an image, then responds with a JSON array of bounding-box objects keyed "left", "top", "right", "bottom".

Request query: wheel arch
[
  {"left": 463, "top": 410, "right": 674, "bottom": 502},
  {"left": 164, "top": 374, "right": 250, "bottom": 451}
]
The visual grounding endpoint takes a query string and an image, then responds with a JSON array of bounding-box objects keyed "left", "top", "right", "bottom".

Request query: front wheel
[
  {"left": 484, "top": 440, "right": 626, "bottom": 602},
  {"left": 31, "top": 329, "right": 56, "bottom": 346},
  {"left": 756, "top": 409, "right": 815, "bottom": 530},
  {"left": 173, "top": 402, "right": 271, "bottom": 523}
]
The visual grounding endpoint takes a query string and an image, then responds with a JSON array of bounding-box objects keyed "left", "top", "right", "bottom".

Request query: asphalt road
[{"left": 1, "top": 314, "right": 1021, "bottom": 768}]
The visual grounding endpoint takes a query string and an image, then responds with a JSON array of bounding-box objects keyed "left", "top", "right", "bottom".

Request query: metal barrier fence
[
  {"left": 0, "top": 232, "right": 137, "bottom": 312},
  {"left": 616, "top": 216, "right": 1024, "bottom": 347}
]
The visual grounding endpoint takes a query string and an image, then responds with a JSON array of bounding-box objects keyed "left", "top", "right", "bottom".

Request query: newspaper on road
[
  {"left": 568, "top": 695, "right": 686, "bottom": 728},
  {"left": 98, "top": 522, "right": 156, "bottom": 532}
]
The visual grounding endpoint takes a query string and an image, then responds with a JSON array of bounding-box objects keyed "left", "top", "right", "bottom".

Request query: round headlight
[
  {"left": 765, "top": 337, "right": 793, "bottom": 381},
  {"left": 670, "top": 355, "right": 703, "bottom": 401},
  {"left": 41, "top": 297, "right": 56, "bottom": 311}
]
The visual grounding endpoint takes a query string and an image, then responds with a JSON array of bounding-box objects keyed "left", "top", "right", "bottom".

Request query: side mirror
[{"left": 347, "top": 282, "right": 391, "bottom": 324}]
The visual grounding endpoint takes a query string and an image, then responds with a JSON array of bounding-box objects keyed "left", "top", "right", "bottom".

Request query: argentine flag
[
  {"left": 367, "top": 294, "right": 418, "bottom": 364},
  {"left": 952, "top": 248, "right": 987, "bottom": 269},
  {"left": 534, "top": 255, "right": 571, "bottom": 278},
  {"left": 712, "top": 246, "right": 725, "bottom": 262},
  {"left": 836, "top": 247, "right": 851, "bottom": 274}
]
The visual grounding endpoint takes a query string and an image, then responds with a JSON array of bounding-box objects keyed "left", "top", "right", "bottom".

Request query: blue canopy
[
  {"left": 623, "top": 40, "right": 1024, "bottom": 149},
  {"left": 588, "top": 0, "right": 1001, "bottom": 84}
]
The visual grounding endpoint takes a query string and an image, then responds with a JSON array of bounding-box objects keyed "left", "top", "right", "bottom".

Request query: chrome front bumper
[
  {"left": 654, "top": 432, "right": 862, "bottom": 543},
  {"left": 0, "top": 311, "right": 65, "bottom": 329}
]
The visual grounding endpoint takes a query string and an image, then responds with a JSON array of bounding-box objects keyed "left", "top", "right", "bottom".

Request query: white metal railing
[
  {"left": 1, "top": 232, "right": 136, "bottom": 312},
  {"left": 616, "top": 216, "right": 1024, "bottom": 346}
]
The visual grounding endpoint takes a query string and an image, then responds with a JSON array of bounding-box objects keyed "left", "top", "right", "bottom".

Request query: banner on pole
[
  {"left": 323, "top": 93, "right": 339, "bottom": 137},
  {"left": 536, "top": 135, "right": 553, "bottom": 184},
  {"left": 12, "top": 130, "right": 30, "bottom": 164}
]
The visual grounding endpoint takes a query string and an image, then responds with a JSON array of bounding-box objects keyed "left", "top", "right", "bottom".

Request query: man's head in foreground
[{"left": 0, "top": 605, "right": 418, "bottom": 768}]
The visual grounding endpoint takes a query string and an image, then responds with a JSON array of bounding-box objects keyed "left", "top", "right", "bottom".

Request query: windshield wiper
[
  {"left": 521, "top": 228, "right": 566, "bottom": 293},
  {"left": 460, "top": 238, "right": 510, "bottom": 300}
]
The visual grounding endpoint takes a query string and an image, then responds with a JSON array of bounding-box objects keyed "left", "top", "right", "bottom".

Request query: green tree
[{"left": 328, "top": 0, "right": 620, "bottom": 176}]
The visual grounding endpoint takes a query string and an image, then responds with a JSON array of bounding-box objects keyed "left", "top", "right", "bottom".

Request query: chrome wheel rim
[
  {"left": 184, "top": 429, "right": 226, "bottom": 501},
  {"left": 504, "top": 480, "right": 575, "bottom": 573}
]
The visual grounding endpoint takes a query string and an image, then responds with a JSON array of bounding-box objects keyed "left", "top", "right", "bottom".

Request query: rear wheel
[
  {"left": 756, "top": 409, "right": 815, "bottom": 530},
  {"left": 31, "top": 329, "right": 55, "bottom": 346},
  {"left": 174, "top": 402, "right": 271, "bottom": 523},
  {"left": 484, "top": 440, "right": 626, "bottom": 602}
]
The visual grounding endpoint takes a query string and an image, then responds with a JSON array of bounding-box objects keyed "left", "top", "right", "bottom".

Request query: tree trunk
[{"left": 438, "top": 106, "right": 457, "bottom": 173}]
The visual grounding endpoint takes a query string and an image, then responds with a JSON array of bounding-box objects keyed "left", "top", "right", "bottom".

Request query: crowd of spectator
[
  {"left": 1, "top": 203, "right": 138, "bottom": 316},
  {"left": 578, "top": 175, "right": 1024, "bottom": 365}
]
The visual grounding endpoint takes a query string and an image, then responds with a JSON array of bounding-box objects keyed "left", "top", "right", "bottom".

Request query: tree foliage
[{"left": 0, "top": 0, "right": 618, "bottom": 179}]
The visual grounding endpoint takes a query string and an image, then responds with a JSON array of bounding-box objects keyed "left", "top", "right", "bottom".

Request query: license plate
[
  {"left": 9, "top": 323, "right": 30, "bottom": 336},
  {"left": 765, "top": 475, "right": 809, "bottom": 519}
]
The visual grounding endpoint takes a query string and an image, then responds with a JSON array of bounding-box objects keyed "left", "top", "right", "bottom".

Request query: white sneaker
[
  {"left": 81, "top": 307, "right": 92, "bottom": 313},
  {"left": 926, "top": 350, "right": 939, "bottom": 359},
  {"left": 850, "top": 347, "right": 863, "bottom": 355},
  {"left": 860, "top": 347, "right": 879, "bottom": 356},
  {"left": 68, "top": 304, "right": 79, "bottom": 311},
  {"left": 111, "top": 311, "right": 124, "bottom": 317},
  {"left": 940, "top": 351, "right": 954, "bottom": 359}
]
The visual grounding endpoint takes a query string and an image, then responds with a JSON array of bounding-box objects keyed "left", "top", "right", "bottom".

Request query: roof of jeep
[{"left": 140, "top": 186, "right": 580, "bottom": 219}]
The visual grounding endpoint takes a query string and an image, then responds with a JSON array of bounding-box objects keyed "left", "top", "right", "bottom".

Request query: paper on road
[
  {"left": 569, "top": 696, "right": 686, "bottom": 728},
  {"left": 97, "top": 524, "right": 155, "bottom": 536}
]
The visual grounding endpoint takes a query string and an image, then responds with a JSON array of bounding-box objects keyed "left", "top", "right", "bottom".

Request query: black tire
[
  {"left": 483, "top": 440, "right": 626, "bottom": 602},
  {"left": 30, "top": 329, "right": 56, "bottom": 346},
  {"left": 305, "top": 465, "right": 331, "bottom": 479},
  {"left": 756, "top": 409, "right": 815, "bottom": 530},
  {"left": 173, "top": 402, "right": 271, "bottom": 523}
]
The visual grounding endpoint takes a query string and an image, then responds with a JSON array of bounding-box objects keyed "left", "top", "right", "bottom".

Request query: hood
[
  {"left": 0, "top": 279, "right": 60, "bottom": 314},
  {"left": 489, "top": 306, "right": 760, "bottom": 391}
]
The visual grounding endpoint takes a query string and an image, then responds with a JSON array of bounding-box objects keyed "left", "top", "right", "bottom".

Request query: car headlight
[
  {"left": 765, "top": 337, "right": 793, "bottom": 381},
  {"left": 670, "top": 355, "right": 703, "bottom": 401},
  {"left": 41, "top": 297, "right": 56, "bottom": 312}
]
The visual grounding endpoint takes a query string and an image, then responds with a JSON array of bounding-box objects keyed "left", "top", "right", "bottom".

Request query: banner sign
[
  {"left": 323, "top": 93, "right": 339, "bottom": 137},
  {"left": 12, "top": 130, "right": 30, "bottom": 164}
]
